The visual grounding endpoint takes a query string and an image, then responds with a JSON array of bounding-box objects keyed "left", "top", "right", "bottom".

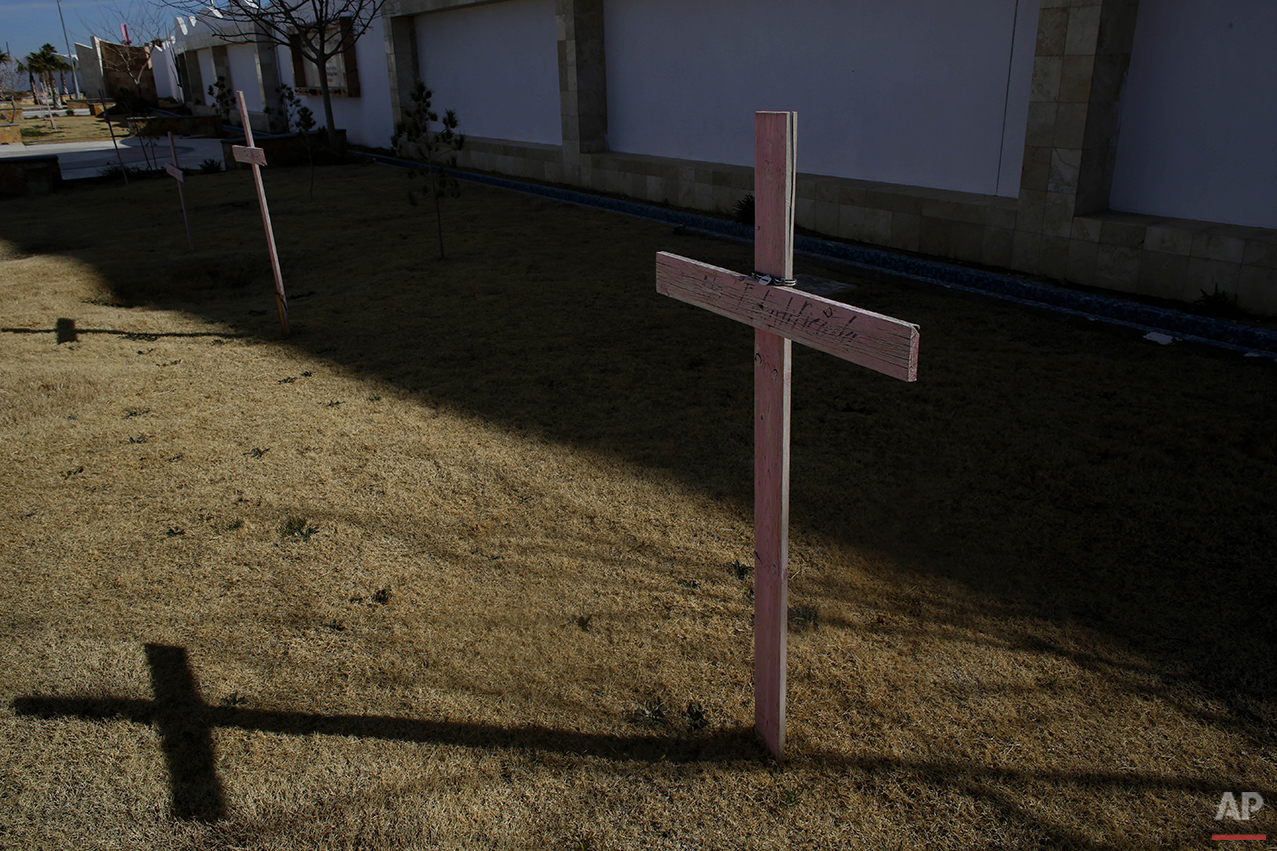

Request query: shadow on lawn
[
  {"left": 12, "top": 644, "right": 766, "bottom": 822},
  {"left": 8, "top": 173, "right": 1276, "bottom": 754},
  {"left": 12, "top": 643, "right": 1254, "bottom": 849}
]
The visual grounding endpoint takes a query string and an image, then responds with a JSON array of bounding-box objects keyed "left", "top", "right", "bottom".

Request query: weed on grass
[
  {"left": 789, "top": 605, "right": 819, "bottom": 632},
  {"left": 220, "top": 691, "right": 246, "bottom": 707},
  {"left": 280, "top": 516, "right": 317, "bottom": 540},
  {"left": 628, "top": 696, "right": 668, "bottom": 727}
]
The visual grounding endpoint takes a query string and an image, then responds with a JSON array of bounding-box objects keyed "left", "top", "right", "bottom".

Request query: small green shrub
[
  {"left": 1194, "top": 285, "right": 1246, "bottom": 319},
  {"left": 207, "top": 76, "right": 234, "bottom": 122},
  {"left": 198, "top": 158, "right": 222, "bottom": 174},
  {"left": 97, "top": 163, "right": 150, "bottom": 180},
  {"left": 391, "top": 82, "right": 464, "bottom": 260}
]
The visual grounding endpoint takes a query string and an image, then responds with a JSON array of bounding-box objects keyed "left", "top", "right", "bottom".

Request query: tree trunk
[
  {"left": 316, "top": 56, "right": 337, "bottom": 145},
  {"left": 46, "top": 73, "right": 62, "bottom": 108},
  {"left": 432, "top": 170, "right": 445, "bottom": 261}
]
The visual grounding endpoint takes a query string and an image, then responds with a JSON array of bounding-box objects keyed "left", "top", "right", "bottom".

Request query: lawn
[
  {"left": 0, "top": 162, "right": 1273, "bottom": 850},
  {"left": 15, "top": 111, "right": 139, "bottom": 145}
]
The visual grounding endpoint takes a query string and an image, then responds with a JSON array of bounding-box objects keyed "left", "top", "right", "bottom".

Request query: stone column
[
  {"left": 556, "top": 0, "right": 607, "bottom": 182},
  {"left": 181, "top": 52, "right": 204, "bottom": 108},
  {"left": 385, "top": 13, "right": 420, "bottom": 125},
  {"left": 255, "top": 29, "right": 285, "bottom": 131},
  {"left": 1016, "top": 0, "right": 1140, "bottom": 280}
]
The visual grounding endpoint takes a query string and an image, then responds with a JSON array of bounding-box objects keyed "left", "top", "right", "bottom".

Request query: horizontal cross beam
[
  {"left": 656, "top": 252, "right": 919, "bottom": 382},
  {"left": 231, "top": 145, "right": 266, "bottom": 166}
]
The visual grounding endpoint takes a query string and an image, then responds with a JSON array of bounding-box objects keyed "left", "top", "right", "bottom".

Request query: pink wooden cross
[
  {"left": 656, "top": 112, "right": 920, "bottom": 761},
  {"left": 231, "top": 90, "right": 290, "bottom": 336},
  {"left": 164, "top": 131, "right": 195, "bottom": 252}
]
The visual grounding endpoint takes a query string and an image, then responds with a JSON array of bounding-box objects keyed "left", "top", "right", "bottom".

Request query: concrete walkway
[{"left": 0, "top": 137, "right": 226, "bottom": 180}]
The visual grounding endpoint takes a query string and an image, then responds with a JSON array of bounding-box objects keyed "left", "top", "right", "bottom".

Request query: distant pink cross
[
  {"left": 656, "top": 111, "right": 920, "bottom": 761},
  {"left": 231, "top": 90, "right": 290, "bottom": 336},
  {"left": 164, "top": 131, "right": 194, "bottom": 252}
]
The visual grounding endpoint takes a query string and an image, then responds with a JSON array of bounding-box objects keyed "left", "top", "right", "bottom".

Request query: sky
[{"left": 2, "top": 0, "right": 175, "bottom": 67}]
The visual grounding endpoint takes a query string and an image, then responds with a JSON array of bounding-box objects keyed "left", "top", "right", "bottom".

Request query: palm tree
[
  {"left": 48, "top": 53, "right": 73, "bottom": 104},
  {"left": 16, "top": 58, "right": 36, "bottom": 102},
  {"left": 23, "top": 45, "right": 68, "bottom": 108}
]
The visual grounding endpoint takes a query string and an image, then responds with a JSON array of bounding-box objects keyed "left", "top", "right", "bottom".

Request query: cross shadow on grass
[
  {"left": 11, "top": 644, "right": 764, "bottom": 823},
  {"left": 12, "top": 642, "right": 1262, "bottom": 849}
]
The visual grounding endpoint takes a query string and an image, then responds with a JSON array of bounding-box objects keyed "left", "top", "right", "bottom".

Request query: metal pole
[{"left": 55, "top": 0, "right": 81, "bottom": 99}]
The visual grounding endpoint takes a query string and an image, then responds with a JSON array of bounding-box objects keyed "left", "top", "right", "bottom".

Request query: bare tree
[
  {"left": 162, "top": 0, "right": 384, "bottom": 143},
  {"left": 0, "top": 50, "right": 26, "bottom": 100}
]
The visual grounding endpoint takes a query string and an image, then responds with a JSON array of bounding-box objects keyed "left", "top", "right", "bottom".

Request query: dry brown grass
[
  {"left": 17, "top": 112, "right": 135, "bottom": 145},
  {"left": 1, "top": 163, "right": 1274, "bottom": 850}
]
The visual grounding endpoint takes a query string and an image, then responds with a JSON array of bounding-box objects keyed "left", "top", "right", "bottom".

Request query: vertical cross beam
[
  {"left": 752, "top": 111, "right": 796, "bottom": 761},
  {"left": 144, "top": 644, "right": 225, "bottom": 821},
  {"left": 656, "top": 113, "right": 917, "bottom": 763},
  {"left": 164, "top": 131, "right": 195, "bottom": 252},
  {"left": 232, "top": 90, "right": 290, "bottom": 337}
]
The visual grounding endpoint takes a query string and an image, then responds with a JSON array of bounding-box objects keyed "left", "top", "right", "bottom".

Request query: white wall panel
[
  {"left": 1111, "top": 0, "right": 1277, "bottom": 229},
  {"left": 196, "top": 49, "right": 216, "bottom": 107},
  {"left": 415, "top": 0, "right": 562, "bottom": 146},
  {"left": 227, "top": 43, "right": 262, "bottom": 111},
  {"left": 604, "top": 0, "right": 1037, "bottom": 197}
]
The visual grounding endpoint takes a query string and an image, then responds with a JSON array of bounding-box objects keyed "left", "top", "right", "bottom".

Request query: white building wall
[
  {"left": 151, "top": 43, "right": 182, "bottom": 101},
  {"left": 1110, "top": 0, "right": 1277, "bottom": 229},
  {"left": 196, "top": 49, "right": 216, "bottom": 106},
  {"left": 276, "top": 15, "right": 396, "bottom": 148},
  {"left": 414, "top": 0, "right": 562, "bottom": 146},
  {"left": 227, "top": 43, "right": 263, "bottom": 112},
  {"left": 76, "top": 42, "right": 104, "bottom": 99},
  {"left": 604, "top": 0, "right": 1037, "bottom": 197}
]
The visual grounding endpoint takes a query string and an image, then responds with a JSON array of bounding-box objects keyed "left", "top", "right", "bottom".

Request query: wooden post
[
  {"left": 752, "top": 111, "right": 796, "bottom": 761},
  {"left": 655, "top": 112, "right": 919, "bottom": 762},
  {"left": 232, "top": 90, "right": 290, "bottom": 336},
  {"left": 165, "top": 132, "right": 195, "bottom": 252}
]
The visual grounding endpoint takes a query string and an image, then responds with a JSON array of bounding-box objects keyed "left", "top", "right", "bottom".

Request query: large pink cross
[
  {"left": 231, "top": 90, "right": 290, "bottom": 336},
  {"left": 656, "top": 111, "right": 920, "bottom": 761}
]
